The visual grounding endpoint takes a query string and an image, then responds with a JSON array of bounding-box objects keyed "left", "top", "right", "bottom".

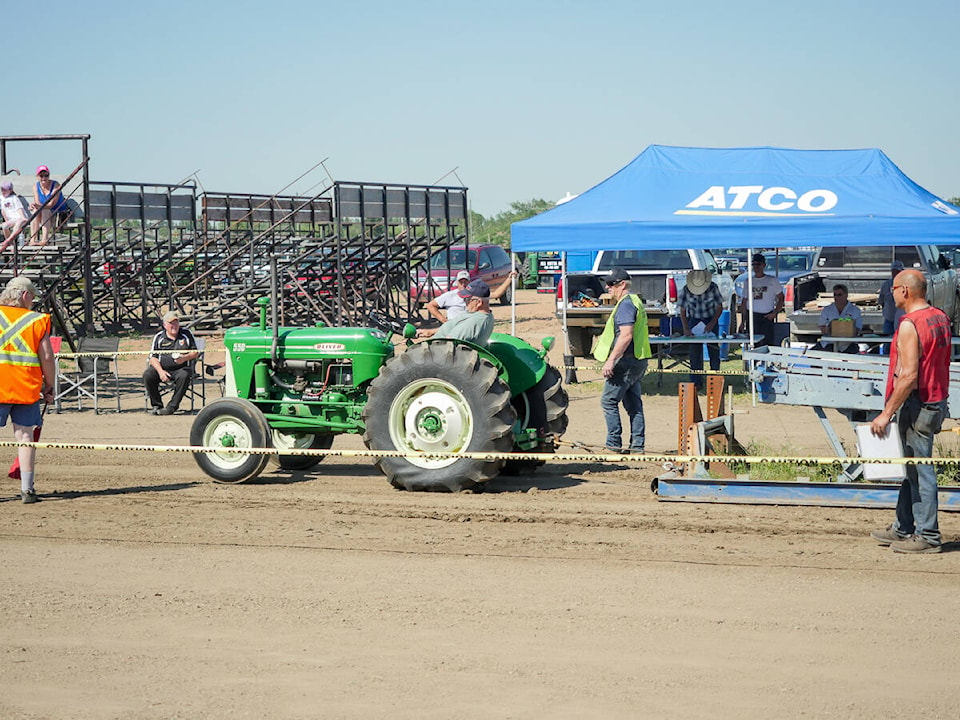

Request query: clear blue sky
[{"left": 6, "top": 0, "right": 958, "bottom": 217}]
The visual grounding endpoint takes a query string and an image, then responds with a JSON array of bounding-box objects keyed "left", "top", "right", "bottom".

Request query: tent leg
[{"left": 564, "top": 353, "right": 578, "bottom": 384}]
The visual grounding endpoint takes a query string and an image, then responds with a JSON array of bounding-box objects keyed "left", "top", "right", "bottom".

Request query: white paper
[
  {"left": 855, "top": 424, "right": 906, "bottom": 481},
  {"left": 691, "top": 321, "right": 706, "bottom": 336}
]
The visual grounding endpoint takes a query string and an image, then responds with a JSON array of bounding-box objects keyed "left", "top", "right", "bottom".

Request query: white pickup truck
[
  {"left": 556, "top": 249, "right": 736, "bottom": 357},
  {"left": 787, "top": 244, "right": 959, "bottom": 343}
]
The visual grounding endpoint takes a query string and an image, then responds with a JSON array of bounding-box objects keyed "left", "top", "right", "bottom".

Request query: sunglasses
[
  {"left": 605, "top": 279, "right": 624, "bottom": 287},
  {"left": 38, "top": 172, "right": 49, "bottom": 177}
]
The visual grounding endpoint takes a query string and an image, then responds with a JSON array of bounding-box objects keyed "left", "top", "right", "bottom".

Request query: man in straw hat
[
  {"left": 0, "top": 276, "right": 56, "bottom": 503},
  {"left": 677, "top": 269, "right": 724, "bottom": 388}
]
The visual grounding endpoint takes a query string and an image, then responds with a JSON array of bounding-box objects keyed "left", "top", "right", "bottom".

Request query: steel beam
[{"left": 655, "top": 476, "right": 960, "bottom": 510}]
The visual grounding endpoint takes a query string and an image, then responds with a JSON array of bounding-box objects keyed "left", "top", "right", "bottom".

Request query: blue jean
[
  {"left": 687, "top": 339, "right": 720, "bottom": 387},
  {"left": 894, "top": 394, "right": 945, "bottom": 546},
  {"left": 601, "top": 357, "right": 647, "bottom": 451}
]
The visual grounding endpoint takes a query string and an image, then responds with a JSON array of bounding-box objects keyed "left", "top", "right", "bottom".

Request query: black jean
[{"left": 143, "top": 366, "right": 193, "bottom": 410}]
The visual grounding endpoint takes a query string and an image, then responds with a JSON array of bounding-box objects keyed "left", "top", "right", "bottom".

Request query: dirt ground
[{"left": 2, "top": 291, "right": 959, "bottom": 719}]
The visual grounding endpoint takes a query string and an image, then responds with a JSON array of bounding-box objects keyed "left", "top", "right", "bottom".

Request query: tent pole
[
  {"left": 561, "top": 252, "right": 577, "bottom": 384},
  {"left": 747, "top": 248, "right": 757, "bottom": 408},
  {"left": 510, "top": 252, "right": 517, "bottom": 336}
]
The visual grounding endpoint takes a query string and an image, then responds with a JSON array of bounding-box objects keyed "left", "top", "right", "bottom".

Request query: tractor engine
[{"left": 221, "top": 318, "right": 395, "bottom": 436}]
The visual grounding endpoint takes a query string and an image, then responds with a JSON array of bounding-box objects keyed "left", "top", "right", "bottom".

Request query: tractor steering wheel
[{"left": 368, "top": 310, "right": 407, "bottom": 336}]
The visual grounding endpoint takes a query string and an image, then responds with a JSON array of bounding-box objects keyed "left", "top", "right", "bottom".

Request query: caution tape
[
  {"left": 54, "top": 349, "right": 223, "bottom": 358},
  {"left": 0, "top": 440, "right": 957, "bottom": 467}
]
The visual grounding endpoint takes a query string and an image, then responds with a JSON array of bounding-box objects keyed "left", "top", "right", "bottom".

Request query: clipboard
[{"left": 855, "top": 424, "right": 907, "bottom": 481}]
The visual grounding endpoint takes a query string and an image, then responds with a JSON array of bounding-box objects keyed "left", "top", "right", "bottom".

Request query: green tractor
[{"left": 190, "top": 298, "right": 568, "bottom": 491}]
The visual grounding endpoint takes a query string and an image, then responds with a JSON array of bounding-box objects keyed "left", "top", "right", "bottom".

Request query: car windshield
[
  {"left": 763, "top": 253, "right": 812, "bottom": 273},
  {"left": 597, "top": 250, "right": 693, "bottom": 271},
  {"left": 429, "top": 249, "right": 471, "bottom": 269}
]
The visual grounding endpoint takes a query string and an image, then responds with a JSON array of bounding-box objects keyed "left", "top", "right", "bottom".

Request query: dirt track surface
[{"left": 2, "top": 291, "right": 959, "bottom": 719}]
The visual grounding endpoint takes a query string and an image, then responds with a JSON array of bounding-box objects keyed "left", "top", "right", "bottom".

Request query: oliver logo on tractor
[{"left": 190, "top": 299, "right": 568, "bottom": 492}]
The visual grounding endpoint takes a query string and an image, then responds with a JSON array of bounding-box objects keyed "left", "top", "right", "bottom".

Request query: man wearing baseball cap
[
  {"left": 425, "top": 269, "right": 472, "bottom": 323},
  {"left": 143, "top": 309, "right": 199, "bottom": 415},
  {"left": 592, "top": 267, "right": 652, "bottom": 454},
  {"left": 425, "top": 270, "right": 517, "bottom": 324},
  {"left": 1, "top": 181, "right": 30, "bottom": 252},
  {"left": 0, "top": 276, "right": 56, "bottom": 503},
  {"left": 418, "top": 279, "right": 495, "bottom": 344},
  {"left": 737, "top": 254, "right": 783, "bottom": 347}
]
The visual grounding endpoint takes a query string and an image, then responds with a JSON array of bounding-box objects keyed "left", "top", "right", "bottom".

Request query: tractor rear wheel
[
  {"left": 502, "top": 365, "right": 569, "bottom": 476},
  {"left": 190, "top": 397, "right": 272, "bottom": 483},
  {"left": 362, "top": 342, "right": 516, "bottom": 492},
  {"left": 272, "top": 431, "right": 335, "bottom": 471}
]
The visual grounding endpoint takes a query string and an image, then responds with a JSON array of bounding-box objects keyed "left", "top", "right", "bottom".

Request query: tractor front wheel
[
  {"left": 362, "top": 342, "right": 516, "bottom": 492},
  {"left": 190, "top": 397, "right": 272, "bottom": 483}
]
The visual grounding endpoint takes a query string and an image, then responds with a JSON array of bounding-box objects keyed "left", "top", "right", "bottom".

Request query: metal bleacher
[{"left": 2, "top": 150, "right": 469, "bottom": 341}]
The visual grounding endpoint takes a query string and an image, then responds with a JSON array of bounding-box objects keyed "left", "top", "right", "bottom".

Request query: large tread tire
[
  {"left": 191, "top": 397, "right": 272, "bottom": 484},
  {"left": 271, "top": 432, "right": 335, "bottom": 471},
  {"left": 502, "top": 365, "right": 569, "bottom": 476},
  {"left": 567, "top": 327, "right": 594, "bottom": 358},
  {"left": 362, "top": 342, "right": 516, "bottom": 492}
]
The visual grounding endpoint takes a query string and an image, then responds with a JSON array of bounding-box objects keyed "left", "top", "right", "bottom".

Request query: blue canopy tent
[
  {"left": 511, "top": 145, "right": 960, "bottom": 251},
  {"left": 511, "top": 145, "right": 960, "bottom": 384}
]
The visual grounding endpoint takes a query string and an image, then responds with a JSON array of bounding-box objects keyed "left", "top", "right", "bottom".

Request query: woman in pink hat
[{"left": 29, "top": 165, "right": 68, "bottom": 246}]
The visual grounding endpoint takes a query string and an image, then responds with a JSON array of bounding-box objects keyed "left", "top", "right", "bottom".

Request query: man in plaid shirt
[{"left": 677, "top": 270, "right": 724, "bottom": 388}]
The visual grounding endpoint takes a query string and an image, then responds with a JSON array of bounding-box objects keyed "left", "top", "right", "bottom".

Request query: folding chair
[
  {"left": 50, "top": 336, "right": 70, "bottom": 413},
  {"left": 57, "top": 336, "right": 122, "bottom": 413},
  {"left": 144, "top": 337, "right": 206, "bottom": 413}
]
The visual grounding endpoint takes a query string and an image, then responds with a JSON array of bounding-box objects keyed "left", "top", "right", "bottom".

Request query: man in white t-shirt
[
  {"left": 425, "top": 269, "right": 517, "bottom": 323},
  {"left": 1, "top": 181, "right": 30, "bottom": 252},
  {"left": 817, "top": 283, "right": 862, "bottom": 352},
  {"left": 737, "top": 253, "right": 783, "bottom": 346},
  {"left": 425, "top": 270, "right": 471, "bottom": 322}
]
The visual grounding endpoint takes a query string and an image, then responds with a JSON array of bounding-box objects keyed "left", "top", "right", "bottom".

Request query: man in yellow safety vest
[{"left": 593, "top": 267, "right": 652, "bottom": 454}]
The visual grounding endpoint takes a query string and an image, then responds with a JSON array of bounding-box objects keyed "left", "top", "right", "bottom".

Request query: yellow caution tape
[{"left": 0, "top": 440, "right": 956, "bottom": 467}]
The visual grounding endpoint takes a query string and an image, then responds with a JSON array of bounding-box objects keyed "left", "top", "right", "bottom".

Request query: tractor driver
[{"left": 417, "top": 279, "right": 494, "bottom": 345}]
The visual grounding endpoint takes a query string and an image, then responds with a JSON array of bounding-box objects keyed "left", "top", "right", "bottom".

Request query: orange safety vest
[{"left": 0, "top": 305, "right": 51, "bottom": 405}]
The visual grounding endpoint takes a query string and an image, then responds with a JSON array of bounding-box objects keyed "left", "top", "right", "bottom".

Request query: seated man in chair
[{"left": 144, "top": 310, "right": 199, "bottom": 415}]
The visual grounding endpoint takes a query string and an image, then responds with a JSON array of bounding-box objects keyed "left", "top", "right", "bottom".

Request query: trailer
[{"left": 655, "top": 345, "right": 960, "bottom": 508}]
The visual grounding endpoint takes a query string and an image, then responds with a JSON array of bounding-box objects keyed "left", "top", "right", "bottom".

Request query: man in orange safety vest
[{"left": 0, "top": 276, "right": 56, "bottom": 503}]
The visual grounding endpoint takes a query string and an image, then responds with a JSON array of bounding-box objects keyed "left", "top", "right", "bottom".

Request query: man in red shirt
[{"left": 870, "top": 269, "right": 950, "bottom": 553}]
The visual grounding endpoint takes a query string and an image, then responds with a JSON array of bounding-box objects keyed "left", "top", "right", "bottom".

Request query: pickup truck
[
  {"left": 787, "top": 245, "right": 959, "bottom": 343},
  {"left": 556, "top": 249, "right": 736, "bottom": 357}
]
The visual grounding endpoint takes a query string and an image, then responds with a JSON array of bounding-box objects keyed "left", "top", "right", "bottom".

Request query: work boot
[
  {"left": 21, "top": 491, "right": 40, "bottom": 504},
  {"left": 890, "top": 535, "right": 942, "bottom": 554},
  {"left": 870, "top": 524, "right": 906, "bottom": 546},
  {"left": 157, "top": 406, "right": 176, "bottom": 416}
]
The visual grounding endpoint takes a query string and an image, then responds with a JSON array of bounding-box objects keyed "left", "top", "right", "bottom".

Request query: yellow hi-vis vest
[
  {"left": 593, "top": 294, "right": 652, "bottom": 362},
  {"left": 0, "top": 305, "right": 50, "bottom": 405}
]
